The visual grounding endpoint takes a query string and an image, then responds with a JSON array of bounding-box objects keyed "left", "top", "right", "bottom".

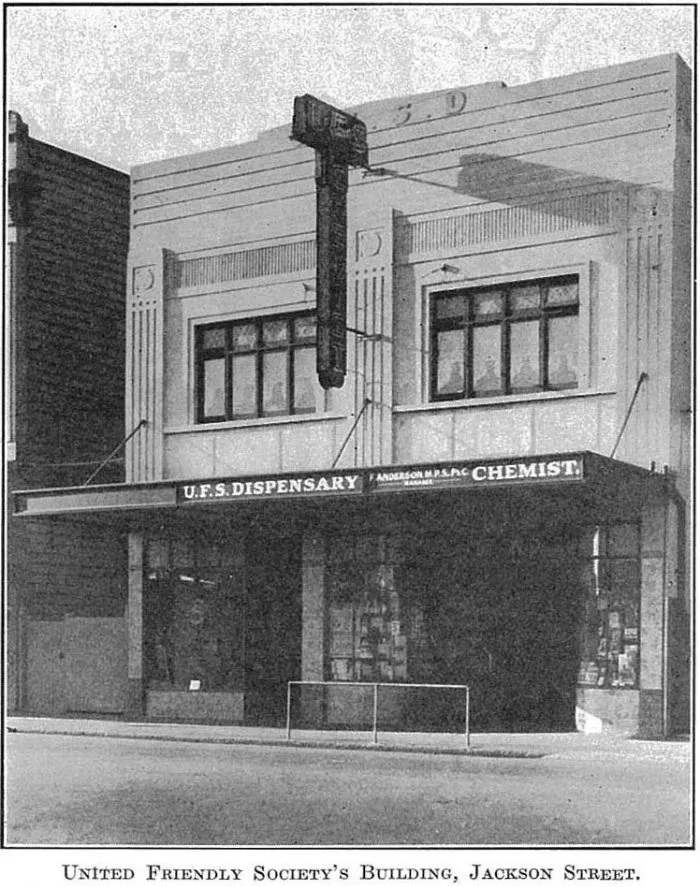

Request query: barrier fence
[{"left": 286, "top": 681, "right": 470, "bottom": 748}]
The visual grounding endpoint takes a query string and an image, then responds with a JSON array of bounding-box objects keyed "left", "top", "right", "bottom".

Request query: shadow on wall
[{"left": 371, "top": 152, "right": 671, "bottom": 226}]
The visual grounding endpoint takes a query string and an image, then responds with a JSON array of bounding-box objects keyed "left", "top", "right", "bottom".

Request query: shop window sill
[
  {"left": 393, "top": 388, "right": 615, "bottom": 414},
  {"left": 165, "top": 411, "right": 350, "bottom": 434}
]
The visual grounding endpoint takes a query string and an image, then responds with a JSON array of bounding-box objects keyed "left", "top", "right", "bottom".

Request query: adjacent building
[
  {"left": 14, "top": 54, "right": 691, "bottom": 736},
  {"left": 6, "top": 112, "right": 130, "bottom": 714}
]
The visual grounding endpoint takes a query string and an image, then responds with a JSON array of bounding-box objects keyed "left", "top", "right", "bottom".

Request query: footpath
[{"left": 6, "top": 714, "right": 691, "bottom": 762}]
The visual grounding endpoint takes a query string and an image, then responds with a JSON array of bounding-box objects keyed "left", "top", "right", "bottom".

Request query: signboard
[
  {"left": 177, "top": 457, "right": 583, "bottom": 506},
  {"left": 178, "top": 470, "right": 364, "bottom": 504},
  {"left": 291, "top": 95, "right": 370, "bottom": 390},
  {"left": 292, "top": 94, "right": 368, "bottom": 167},
  {"left": 315, "top": 151, "right": 348, "bottom": 389},
  {"left": 367, "top": 457, "right": 585, "bottom": 494}
]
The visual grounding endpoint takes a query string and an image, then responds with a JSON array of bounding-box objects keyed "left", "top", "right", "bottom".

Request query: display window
[
  {"left": 326, "top": 534, "right": 429, "bottom": 683},
  {"left": 576, "top": 523, "right": 641, "bottom": 689},
  {"left": 144, "top": 533, "right": 245, "bottom": 692}
]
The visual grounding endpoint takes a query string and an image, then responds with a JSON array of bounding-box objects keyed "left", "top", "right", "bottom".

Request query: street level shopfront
[{"left": 15, "top": 451, "right": 681, "bottom": 736}]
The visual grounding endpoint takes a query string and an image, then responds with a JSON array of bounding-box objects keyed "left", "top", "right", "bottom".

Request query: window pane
[
  {"left": 473, "top": 325, "right": 502, "bottom": 393},
  {"left": 293, "top": 346, "right": 321, "bottom": 413},
  {"left": 548, "top": 315, "right": 578, "bottom": 387},
  {"left": 262, "top": 351, "right": 289, "bottom": 414},
  {"left": 509, "top": 321, "right": 540, "bottom": 389},
  {"left": 231, "top": 354, "right": 257, "bottom": 416},
  {"left": 510, "top": 284, "right": 540, "bottom": 313},
  {"left": 232, "top": 322, "right": 257, "bottom": 351},
  {"left": 435, "top": 329, "right": 465, "bottom": 396},
  {"left": 435, "top": 294, "right": 466, "bottom": 320},
  {"left": 294, "top": 315, "right": 317, "bottom": 343},
  {"left": 262, "top": 318, "right": 289, "bottom": 346},
  {"left": 203, "top": 358, "right": 225, "bottom": 418},
  {"left": 546, "top": 279, "right": 579, "bottom": 307},
  {"left": 473, "top": 290, "right": 504, "bottom": 317},
  {"left": 202, "top": 327, "right": 226, "bottom": 350}
]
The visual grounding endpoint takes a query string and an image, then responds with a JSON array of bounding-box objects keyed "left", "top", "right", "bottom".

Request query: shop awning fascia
[
  {"left": 12, "top": 450, "right": 669, "bottom": 519},
  {"left": 13, "top": 481, "right": 177, "bottom": 516}
]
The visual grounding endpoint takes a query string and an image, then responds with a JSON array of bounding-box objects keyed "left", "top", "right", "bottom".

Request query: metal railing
[{"left": 286, "top": 680, "right": 470, "bottom": 748}]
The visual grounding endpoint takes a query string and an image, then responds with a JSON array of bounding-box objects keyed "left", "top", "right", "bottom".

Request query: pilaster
[{"left": 125, "top": 250, "right": 168, "bottom": 481}]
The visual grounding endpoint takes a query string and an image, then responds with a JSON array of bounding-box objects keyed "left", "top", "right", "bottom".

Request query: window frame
[
  {"left": 429, "top": 274, "right": 580, "bottom": 403},
  {"left": 195, "top": 310, "right": 318, "bottom": 424}
]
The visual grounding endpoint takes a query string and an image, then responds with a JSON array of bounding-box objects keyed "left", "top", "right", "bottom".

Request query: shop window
[
  {"left": 577, "top": 523, "right": 640, "bottom": 690},
  {"left": 195, "top": 311, "right": 323, "bottom": 423},
  {"left": 327, "top": 536, "right": 418, "bottom": 683},
  {"left": 430, "top": 275, "right": 579, "bottom": 401},
  {"left": 144, "top": 535, "right": 244, "bottom": 692}
]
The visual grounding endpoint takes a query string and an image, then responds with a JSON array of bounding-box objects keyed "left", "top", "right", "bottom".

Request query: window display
[
  {"left": 144, "top": 533, "right": 245, "bottom": 692},
  {"left": 577, "top": 523, "right": 641, "bottom": 689},
  {"left": 326, "top": 535, "right": 425, "bottom": 683}
]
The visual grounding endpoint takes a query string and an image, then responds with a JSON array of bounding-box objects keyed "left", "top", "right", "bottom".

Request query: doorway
[
  {"left": 414, "top": 524, "right": 581, "bottom": 731},
  {"left": 244, "top": 533, "right": 302, "bottom": 725}
]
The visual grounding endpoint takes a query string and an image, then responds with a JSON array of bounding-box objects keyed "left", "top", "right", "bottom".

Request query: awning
[{"left": 13, "top": 451, "right": 669, "bottom": 519}]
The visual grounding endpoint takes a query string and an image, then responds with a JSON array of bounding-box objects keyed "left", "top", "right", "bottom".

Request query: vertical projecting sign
[{"left": 292, "top": 95, "right": 369, "bottom": 389}]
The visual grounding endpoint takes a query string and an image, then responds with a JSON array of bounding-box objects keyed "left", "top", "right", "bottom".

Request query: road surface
[{"left": 5, "top": 732, "right": 691, "bottom": 846}]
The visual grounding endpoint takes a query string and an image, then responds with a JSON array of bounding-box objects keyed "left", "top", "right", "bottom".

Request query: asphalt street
[{"left": 5, "top": 732, "right": 691, "bottom": 846}]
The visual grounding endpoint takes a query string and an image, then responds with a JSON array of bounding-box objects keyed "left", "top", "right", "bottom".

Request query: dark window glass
[
  {"left": 510, "top": 284, "right": 540, "bottom": 313},
  {"left": 196, "top": 312, "right": 318, "bottom": 423},
  {"left": 577, "top": 524, "right": 641, "bottom": 690},
  {"left": 202, "top": 328, "right": 227, "bottom": 350},
  {"left": 263, "top": 317, "right": 289, "bottom": 347},
  {"left": 546, "top": 279, "right": 579, "bottom": 307},
  {"left": 294, "top": 315, "right": 317, "bottom": 343},
  {"left": 232, "top": 323, "right": 257, "bottom": 351},
  {"left": 430, "top": 275, "right": 579, "bottom": 401},
  {"left": 436, "top": 294, "right": 467, "bottom": 320},
  {"left": 473, "top": 290, "right": 504, "bottom": 317}
]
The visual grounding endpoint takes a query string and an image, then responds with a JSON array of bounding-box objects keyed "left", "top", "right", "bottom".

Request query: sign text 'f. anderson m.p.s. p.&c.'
[{"left": 368, "top": 458, "right": 584, "bottom": 492}]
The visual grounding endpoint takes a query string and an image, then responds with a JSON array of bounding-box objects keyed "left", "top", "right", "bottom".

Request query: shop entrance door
[
  {"left": 244, "top": 535, "right": 302, "bottom": 725},
  {"left": 490, "top": 542, "right": 580, "bottom": 731},
  {"left": 424, "top": 533, "right": 580, "bottom": 732}
]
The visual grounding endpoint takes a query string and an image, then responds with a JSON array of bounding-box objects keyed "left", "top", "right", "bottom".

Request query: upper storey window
[
  {"left": 196, "top": 312, "right": 323, "bottom": 423},
  {"left": 430, "top": 275, "right": 579, "bottom": 402}
]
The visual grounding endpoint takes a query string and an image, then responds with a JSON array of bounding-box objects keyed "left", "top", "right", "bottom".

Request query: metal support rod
[
  {"left": 465, "top": 686, "right": 471, "bottom": 750},
  {"left": 286, "top": 681, "right": 292, "bottom": 740},
  {"left": 331, "top": 397, "right": 371, "bottom": 469},
  {"left": 83, "top": 419, "right": 148, "bottom": 486},
  {"left": 372, "top": 684, "right": 379, "bottom": 745},
  {"left": 610, "top": 372, "right": 648, "bottom": 459}
]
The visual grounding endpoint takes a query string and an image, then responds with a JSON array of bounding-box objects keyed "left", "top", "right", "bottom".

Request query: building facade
[
  {"left": 6, "top": 112, "right": 130, "bottom": 714},
  {"left": 14, "top": 55, "right": 691, "bottom": 735}
]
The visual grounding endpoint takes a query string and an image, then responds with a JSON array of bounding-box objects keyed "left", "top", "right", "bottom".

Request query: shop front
[{"left": 14, "top": 451, "right": 678, "bottom": 735}]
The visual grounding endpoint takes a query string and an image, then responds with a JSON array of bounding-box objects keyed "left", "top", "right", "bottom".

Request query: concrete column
[
  {"left": 300, "top": 533, "right": 325, "bottom": 727},
  {"left": 302, "top": 533, "right": 325, "bottom": 680},
  {"left": 126, "top": 531, "right": 145, "bottom": 717},
  {"left": 639, "top": 505, "right": 666, "bottom": 736}
]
